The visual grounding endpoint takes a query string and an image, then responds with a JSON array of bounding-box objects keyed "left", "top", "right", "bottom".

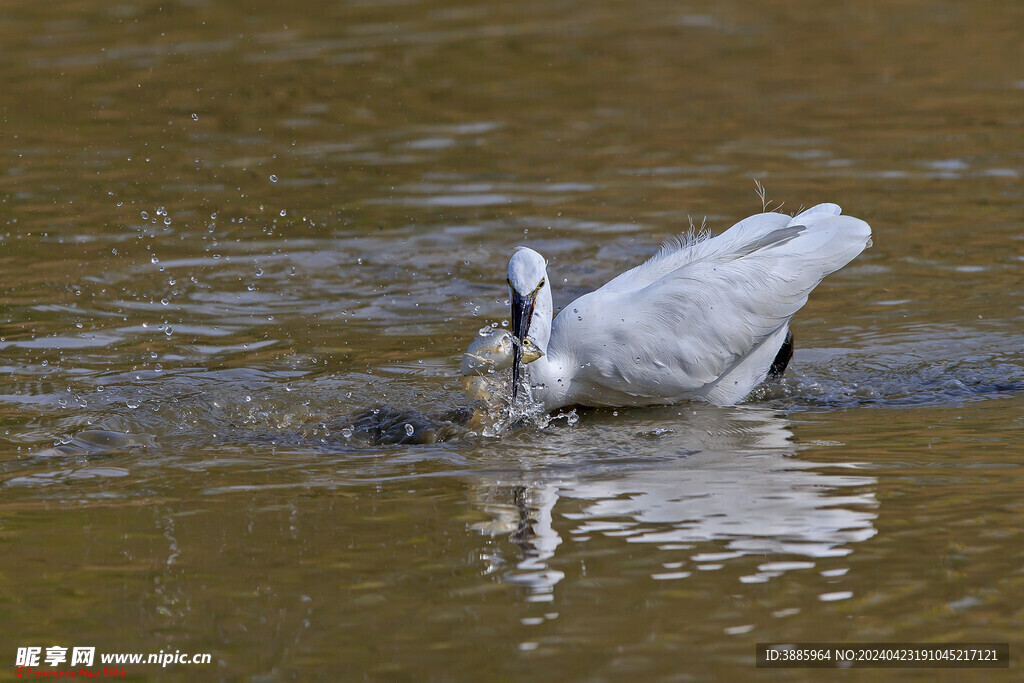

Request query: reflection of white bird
[
  {"left": 507, "top": 204, "right": 872, "bottom": 410},
  {"left": 465, "top": 406, "right": 878, "bottom": 594}
]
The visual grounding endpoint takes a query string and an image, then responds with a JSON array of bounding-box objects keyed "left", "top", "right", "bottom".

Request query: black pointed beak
[{"left": 510, "top": 288, "right": 536, "bottom": 404}]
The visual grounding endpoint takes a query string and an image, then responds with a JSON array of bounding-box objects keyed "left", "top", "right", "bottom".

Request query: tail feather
[{"left": 767, "top": 329, "right": 794, "bottom": 379}]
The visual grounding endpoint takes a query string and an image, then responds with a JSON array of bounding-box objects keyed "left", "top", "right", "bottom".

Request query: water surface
[{"left": 1, "top": 0, "right": 1022, "bottom": 679}]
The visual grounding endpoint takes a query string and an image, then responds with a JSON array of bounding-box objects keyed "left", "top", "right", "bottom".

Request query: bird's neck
[
  {"left": 525, "top": 352, "right": 568, "bottom": 410},
  {"left": 525, "top": 281, "right": 570, "bottom": 409},
  {"left": 529, "top": 280, "right": 553, "bottom": 354}
]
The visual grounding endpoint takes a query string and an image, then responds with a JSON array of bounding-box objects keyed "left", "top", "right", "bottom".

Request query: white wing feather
[{"left": 544, "top": 206, "right": 870, "bottom": 406}]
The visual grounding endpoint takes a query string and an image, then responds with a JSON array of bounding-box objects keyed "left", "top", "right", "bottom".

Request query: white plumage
[{"left": 506, "top": 203, "right": 872, "bottom": 410}]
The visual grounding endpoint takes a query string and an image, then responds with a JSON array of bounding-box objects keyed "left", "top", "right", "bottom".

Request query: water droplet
[
  {"left": 270, "top": 174, "right": 278, "bottom": 183},
  {"left": 160, "top": 298, "right": 169, "bottom": 306},
  {"left": 126, "top": 399, "right": 141, "bottom": 409},
  {"left": 566, "top": 411, "right": 579, "bottom": 425},
  {"left": 279, "top": 209, "right": 286, "bottom": 217},
  {"left": 164, "top": 217, "right": 171, "bottom": 226},
  {"left": 404, "top": 423, "right": 414, "bottom": 436},
  {"left": 140, "top": 211, "right": 149, "bottom": 219},
  {"left": 341, "top": 427, "right": 353, "bottom": 439},
  {"left": 191, "top": 113, "right": 198, "bottom": 121},
  {"left": 501, "top": 320, "right": 509, "bottom": 327},
  {"left": 255, "top": 268, "right": 263, "bottom": 277},
  {"left": 151, "top": 256, "right": 159, "bottom": 264}
]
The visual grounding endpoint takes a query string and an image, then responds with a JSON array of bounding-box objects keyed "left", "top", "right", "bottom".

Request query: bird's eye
[
  {"left": 536, "top": 278, "right": 545, "bottom": 292},
  {"left": 523, "top": 339, "right": 532, "bottom": 347}
]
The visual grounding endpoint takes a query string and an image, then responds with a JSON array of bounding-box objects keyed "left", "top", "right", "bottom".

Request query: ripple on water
[{"left": 753, "top": 324, "right": 1024, "bottom": 410}]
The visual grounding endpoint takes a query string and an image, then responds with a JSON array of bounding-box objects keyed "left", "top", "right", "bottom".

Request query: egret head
[{"left": 507, "top": 247, "right": 547, "bottom": 402}]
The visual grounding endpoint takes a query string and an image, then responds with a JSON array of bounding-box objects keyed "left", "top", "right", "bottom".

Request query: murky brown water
[{"left": 2, "top": 0, "right": 1022, "bottom": 679}]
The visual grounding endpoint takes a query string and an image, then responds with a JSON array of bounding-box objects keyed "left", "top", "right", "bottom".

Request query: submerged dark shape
[
  {"left": 334, "top": 405, "right": 471, "bottom": 445},
  {"left": 326, "top": 328, "right": 535, "bottom": 445}
]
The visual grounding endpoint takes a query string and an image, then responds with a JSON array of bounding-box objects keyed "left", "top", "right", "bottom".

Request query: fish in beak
[
  {"left": 460, "top": 327, "right": 540, "bottom": 405},
  {"left": 510, "top": 287, "right": 536, "bottom": 403}
]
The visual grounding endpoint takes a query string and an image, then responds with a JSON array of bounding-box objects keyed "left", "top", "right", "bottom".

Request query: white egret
[{"left": 507, "top": 203, "right": 872, "bottom": 410}]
